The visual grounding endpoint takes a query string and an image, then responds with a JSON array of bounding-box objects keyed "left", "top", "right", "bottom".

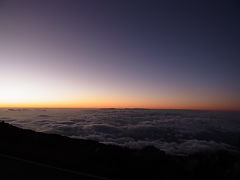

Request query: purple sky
[{"left": 0, "top": 0, "right": 239, "bottom": 110}]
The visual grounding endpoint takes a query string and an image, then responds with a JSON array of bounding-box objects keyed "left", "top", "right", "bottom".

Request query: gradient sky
[{"left": 0, "top": 0, "right": 240, "bottom": 110}]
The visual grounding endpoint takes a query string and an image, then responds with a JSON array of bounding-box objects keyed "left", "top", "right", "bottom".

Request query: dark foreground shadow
[{"left": 0, "top": 121, "right": 240, "bottom": 179}]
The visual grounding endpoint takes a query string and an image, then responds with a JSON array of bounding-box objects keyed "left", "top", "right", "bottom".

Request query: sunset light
[
  {"left": 0, "top": 0, "right": 239, "bottom": 111},
  {"left": 0, "top": 1, "right": 240, "bottom": 179}
]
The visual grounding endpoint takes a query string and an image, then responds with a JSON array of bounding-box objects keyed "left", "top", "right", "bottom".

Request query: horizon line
[{"left": 0, "top": 107, "right": 239, "bottom": 111}]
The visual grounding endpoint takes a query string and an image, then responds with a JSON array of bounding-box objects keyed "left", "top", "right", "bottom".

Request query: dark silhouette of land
[{"left": 0, "top": 121, "right": 240, "bottom": 179}]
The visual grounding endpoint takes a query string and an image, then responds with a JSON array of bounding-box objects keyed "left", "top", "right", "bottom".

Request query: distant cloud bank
[{"left": 1, "top": 108, "right": 240, "bottom": 155}]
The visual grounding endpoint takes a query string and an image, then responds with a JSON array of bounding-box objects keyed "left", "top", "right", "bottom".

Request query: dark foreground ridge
[{"left": 0, "top": 121, "right": 240, "bottom": 180}]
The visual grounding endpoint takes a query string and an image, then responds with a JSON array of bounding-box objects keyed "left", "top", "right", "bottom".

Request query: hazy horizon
[{"left": 1, "top": 107, "right": 240, "bottom": 111}]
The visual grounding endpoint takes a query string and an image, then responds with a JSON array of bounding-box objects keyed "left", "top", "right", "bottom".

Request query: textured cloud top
[{"left": 1, "top": 108, "right": 240, "bottom": 155}]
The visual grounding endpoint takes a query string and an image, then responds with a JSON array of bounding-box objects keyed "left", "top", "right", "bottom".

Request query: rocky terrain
[{"left": 0, "top": 121, "right": 240, "bottom": 179}]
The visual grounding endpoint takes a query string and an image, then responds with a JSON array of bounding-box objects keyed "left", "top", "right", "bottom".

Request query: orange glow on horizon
[
  {"left": 0, "top": 98, "right": 239, "bottom": 111},
  {"left": 0, "top": 80, "right": 239, "bottom": 111}
]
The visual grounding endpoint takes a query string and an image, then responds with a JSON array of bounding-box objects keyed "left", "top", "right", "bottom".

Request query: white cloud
[{"left": 1, "top": 108, "right": 240, "bottom": 154}]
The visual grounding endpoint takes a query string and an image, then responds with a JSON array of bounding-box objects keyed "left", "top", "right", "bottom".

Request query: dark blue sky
[{"left": 0, "top": 0, "right": 239, "bottom": 109}]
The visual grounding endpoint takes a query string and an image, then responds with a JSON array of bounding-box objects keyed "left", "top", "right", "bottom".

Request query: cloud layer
[{"left": 1, "top": 108, "right": 240, "bottom": 155}]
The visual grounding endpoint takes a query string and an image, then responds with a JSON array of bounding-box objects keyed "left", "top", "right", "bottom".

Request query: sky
[{"left": 0, "top": 0, "right": 239, "bottom": 110}]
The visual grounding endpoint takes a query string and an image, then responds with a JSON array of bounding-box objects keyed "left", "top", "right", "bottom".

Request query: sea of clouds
[{"left": 1, "top": 108, "right": 240, "bottom": 155}]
